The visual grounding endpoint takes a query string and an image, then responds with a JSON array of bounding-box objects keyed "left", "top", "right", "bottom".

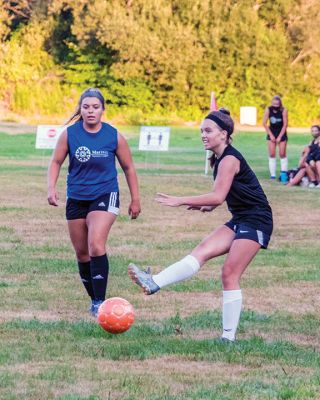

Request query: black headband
[
  {"left": 205, "top": 114, "right": 232, "bottom": 135},
  {"left": 80, "top": 90, "right": 105, "bottom": 109}
]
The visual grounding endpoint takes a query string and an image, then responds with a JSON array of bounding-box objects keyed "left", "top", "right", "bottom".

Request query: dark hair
[
  {"left": 272, "top": 95, "right": 283, "bottom": 110},
  {"left": 65, "top": 88, "right": 105, "bottom": 125},
  {"left": 311, "top": 125, "right": 320, "bottom": 131},
  {"left": 204, "top": 108, "right": 234, "bottom": 168}
]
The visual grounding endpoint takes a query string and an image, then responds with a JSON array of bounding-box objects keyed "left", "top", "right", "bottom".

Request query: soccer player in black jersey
[
  {"left": 128, "top": 108, "right": 273, "bottom": 342},
  {"left": 304, "top": 125, "right": 320, "bottom": 188},
  {"left": 287, "top": 125, "right": 320, "bottom": 187},
  {"left": 263, "top": 96, "right": 288, "bottom": 181}
]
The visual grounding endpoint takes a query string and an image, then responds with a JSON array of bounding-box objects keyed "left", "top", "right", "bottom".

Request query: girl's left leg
[
  {"left": 220, "top": 239, "right": 261, "bottom": 341},
  {"left": 86, "top": 211, "right": 117, "bottom": 305},
  {"left": 279, "top": 140, "right": 288, "bottom": 176}
]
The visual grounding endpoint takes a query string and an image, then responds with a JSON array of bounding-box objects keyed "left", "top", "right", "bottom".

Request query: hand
[
  {"left": 200, "top": 205, "right": 216, "bottom": 212},
  {"left": 270, "top": 135, "right": 276, "bottom": 143},
  {"left": 187, "top": 206, "right": 202, "bottom": 211},
  {"left": 128, "top": 199, "right": 141, "bottom": 219},
  {"left": 187, "top": 205, "right": 215, "bottom": 212},
  {"left": 47, "top": 187, "right": 58, "bottom": 206},
  {"left": 276, "top": 137, "right": 281, "bottom": 144},
  {"left": 155, "top": 193, "right": 182, "bottom": 207}
]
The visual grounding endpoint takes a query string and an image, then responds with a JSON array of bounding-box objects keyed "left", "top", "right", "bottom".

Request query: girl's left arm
[
  {"left": 116, "top": 132, "right": 141, "bottom": 219},
  {"left": 277, "top": 108, "right": 288, "bottom": 142},
  {"left": 156, "top": 155, "right": 239, "bottom": 207}
]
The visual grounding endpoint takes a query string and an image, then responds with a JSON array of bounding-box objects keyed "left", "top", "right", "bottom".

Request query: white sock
[
  {"left": 152, "top": 255, "right": 200, "bottom": 288},
  {"left": 269, "top": 157, "right": 276, "bottom": 177},
  {"left": 280, "top": 157, "right": 288, "bottom": 172},
  {"left": 222, "top": 290, "right": 242, "bottom": 341}
]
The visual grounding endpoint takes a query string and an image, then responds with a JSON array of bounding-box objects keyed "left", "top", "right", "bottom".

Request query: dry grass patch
[
  {"left": 0, "top": 357, "right": 253, "bottom": 399},
  {"left": 131, "top": 290, "right": 219, "bottom": 321},
  {"left": 245, "top": 282, "right": 320, "bottom": 316}
]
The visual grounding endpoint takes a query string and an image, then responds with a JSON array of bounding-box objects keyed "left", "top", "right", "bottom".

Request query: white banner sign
[
  {"left": 240, "top": 107, "right": 257, "bottom": 126},
  {"left": 139, "top": 126, "right": 170, "bottom": 152},
  {"left": 36, "top": 125, "right": 64, "bottom": 149}
]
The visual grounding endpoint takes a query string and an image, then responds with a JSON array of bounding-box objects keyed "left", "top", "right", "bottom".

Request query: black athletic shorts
[
  {"left": 66, "top": 192, "right": 120, "bottom": 220},
  {"left": 306, "top": 154, "right": 314, "bottom": 164},
  {"left": 225, "top": 220, "right": 271, "bottom": 249},
  {"left": 266, "top": 133, "right": 288, "bottom": 142},
  {"left": 306, "top": 151, "right": 320, "bottom": 164}
]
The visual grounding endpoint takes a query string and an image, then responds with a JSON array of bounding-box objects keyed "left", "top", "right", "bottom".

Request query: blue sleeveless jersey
[{"left": 67, "top": 121, "right": 119, "bottom": 200}]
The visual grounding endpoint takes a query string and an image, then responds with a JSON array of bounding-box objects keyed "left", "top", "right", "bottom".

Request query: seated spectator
[
  {"left": 304, "top": 125, "right": 320, "bottom": 188},
  {"left": 287, "top": 125, "right": 320, "bottom": 187}
]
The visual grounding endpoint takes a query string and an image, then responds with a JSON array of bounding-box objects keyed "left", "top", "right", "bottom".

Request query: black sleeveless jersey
[
  {"left": 268, "top": 106, "right": 285, "bottom": 136},
  {"left": 309, "top": 139, "right": 318, "bottom": 154},
  {"left": 213, "top": 145, "right": 273, "bottom": 234}
]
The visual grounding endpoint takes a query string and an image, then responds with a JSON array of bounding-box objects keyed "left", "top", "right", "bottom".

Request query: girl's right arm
[
  {"left": 262, "top": 108, "right": 275, "bottom": 142},
  {"left": 47, "top": 130, "right": 68, "bottom": 206},
  {"left": 156, "top": 155, "right": 239, "bottom": 208},
  {"left": 298, "top": 145, "right": 309, "bottom": 168}
]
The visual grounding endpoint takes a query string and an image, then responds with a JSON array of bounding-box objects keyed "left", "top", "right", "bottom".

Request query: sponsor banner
[
  {"left": 36, "top": 125, "right": 64, "bottom": 149},
  {"left": 139, "top": 126, "right": 170, "bottom": 152}
]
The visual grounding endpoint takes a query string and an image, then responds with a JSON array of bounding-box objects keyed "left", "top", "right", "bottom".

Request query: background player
[{"left": 263, "top": 96, "right": 288, "bottom": 181}]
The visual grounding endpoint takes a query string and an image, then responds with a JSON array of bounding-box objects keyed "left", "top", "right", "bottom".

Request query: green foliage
[{"left": 0, "top": 0, "right": 319, "bottom": 124}]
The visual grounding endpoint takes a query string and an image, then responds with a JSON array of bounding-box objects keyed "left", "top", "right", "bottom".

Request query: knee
[
  {"left": 191, "top": 246, "right": 208, "bottom": 266},
  {"left": 280, "top": 150, "right": 286, "bottom": 158},
  {"left": 88, "top": 240, "right": 105, "bottom": 257},
  {"left": 75, "top": 249, "right": 89, "bottom": 262},
  {"left": 221, "top": 265, "right": 238, "bottom": 289}
]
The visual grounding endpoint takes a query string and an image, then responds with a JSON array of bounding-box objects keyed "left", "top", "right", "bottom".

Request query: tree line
[{"left": 0, "top": 0, "right": 319, "bottom": 126}]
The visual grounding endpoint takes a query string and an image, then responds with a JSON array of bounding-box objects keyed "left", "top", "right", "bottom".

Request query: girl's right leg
[
  {"left": 305, "top": 162, "right": 317, "bottom": 186},
  {"left": 128, "top": 225, "right": 235, "bottom": 294},
  {"left": 152, "top": 225, "right": 235, "bottom": 287},
  {"left": 268, "top": 141, "right": 277, "bottom": 178},
  {"left": 68, "top": 219, "right": 94, "bottom": 300},
  {"left": 315, "top": 161, "right": 320, "bottom": 184}
]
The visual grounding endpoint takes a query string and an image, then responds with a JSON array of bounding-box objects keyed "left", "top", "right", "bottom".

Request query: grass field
[{"left": 0, "top": 127, "right": 319, "bottom": 400}]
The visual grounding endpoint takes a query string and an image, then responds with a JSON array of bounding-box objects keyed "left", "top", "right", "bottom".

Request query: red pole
[{"left": 210, "top": 92, "right": 218, "bottom": 112}]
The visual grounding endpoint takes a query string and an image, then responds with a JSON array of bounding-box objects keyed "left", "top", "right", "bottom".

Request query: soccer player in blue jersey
[
  {"left": 129, "top": 108, "right": 273, "bottom": 342},
  {"left": 47, "top": 88, "right": 141, "bottom": 316}
]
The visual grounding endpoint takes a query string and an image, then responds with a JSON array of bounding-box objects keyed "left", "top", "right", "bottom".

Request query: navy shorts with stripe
[
  {"left": 66, "top": 192, "right": 120, "bottom": 220},
  {"left": 225, "top": 220, "right": 271, "bottom": 249}
]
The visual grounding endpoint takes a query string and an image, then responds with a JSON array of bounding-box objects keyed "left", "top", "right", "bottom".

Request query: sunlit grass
[{"left": 0, "top": 129, "right": 319, "bottom": 399}]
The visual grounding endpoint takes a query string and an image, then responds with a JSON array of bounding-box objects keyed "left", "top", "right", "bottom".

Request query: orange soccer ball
[{"left": 97, "top": 297, "right": 135, "bottom": 334}]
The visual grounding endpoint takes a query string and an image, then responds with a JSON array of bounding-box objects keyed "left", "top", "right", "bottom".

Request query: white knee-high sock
[
  {"left": 269, "top": 157, "right": 276, "bottom": 177},
  {"left": 280, "top": 157, "right": 288, "bottom": 172},
  {"left": 222, "top": 290, "right": 242, "bottom": 341},
  {"left": 152, "top": 255, "right": 200, "bottom": 288}
]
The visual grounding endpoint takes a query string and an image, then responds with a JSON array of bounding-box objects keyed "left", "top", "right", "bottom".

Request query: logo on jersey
[
  {"left": 92, "top": 150, "right": 108, "bottom": 158},
  {"left": 75, "top": 146, "right": 91, "bottom": 162},
  {"left": 270, "top": 116, "right": 282, "bottom": 124}
]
